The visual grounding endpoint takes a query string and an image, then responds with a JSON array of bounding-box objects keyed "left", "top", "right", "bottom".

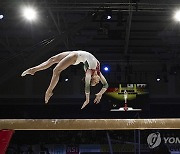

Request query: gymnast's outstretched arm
[
  {"left": 94, "top": 72, "right": 109, "bottom": 104},
  {"left": 81, "top": 69, "right": 92, "bottom": 109}
]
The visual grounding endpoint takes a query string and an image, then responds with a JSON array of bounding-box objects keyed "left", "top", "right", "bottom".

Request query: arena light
[
  {"left": 65, "top": 78, "right": 69, "bottom": 82},
  {"left": 156, "top": 75, "right": 161, "bottom": 82},
  {"left": 104, "top": 67, "right": 109, "bottom": 71},
  {"left": 156, "top": 78, "right": 160, "bottom": 82},
  {"left": 101, "top": 9, "right": 112, "bottom": 21},
  {"left": 105, "top": 9, "right": 112, "bottom": 20},
  {"left": 22, "top": 6, "right": 37, "bottom": 21},
  {"left": 103, "top": 65, "right": 110, "bottom": 72},
  {"left": 107, "top": 15, "right": 112, "bottom": 20},
  {"left": 0, "top": 14, "right": 4, "bottom": 19},
  {"left": 174, "top": 10, "right": 180, "bottom": 22}
]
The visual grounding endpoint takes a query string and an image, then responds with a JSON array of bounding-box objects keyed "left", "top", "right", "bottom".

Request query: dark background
[
  {"left": 0, "top": 0, "right": 180, "bottom": 119},
  {"left": 1, "top": 1, "right": 180, "bottom": 153}
]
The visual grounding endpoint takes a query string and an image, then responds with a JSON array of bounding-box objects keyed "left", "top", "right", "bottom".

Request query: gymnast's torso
[{"left": 72, "top": 50, "right": 99, "bottom": 69}]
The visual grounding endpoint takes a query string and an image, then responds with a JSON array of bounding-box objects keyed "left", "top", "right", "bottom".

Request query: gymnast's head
[{"left": 91, "top": 74, "right": 100, "bottom": 86}]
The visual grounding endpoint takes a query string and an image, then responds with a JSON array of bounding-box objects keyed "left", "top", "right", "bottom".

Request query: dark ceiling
[
  {"left": 0, "top": 0, "right": 180, "bottom": 90},
  {"left": 1, "top": 1, "right": 180, "bottom": 68},
  {"left": 0, "top": 0, "right": 180, "bottom": 118}
]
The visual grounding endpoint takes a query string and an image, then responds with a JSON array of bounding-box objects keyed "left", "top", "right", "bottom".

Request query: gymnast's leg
[
  {"left": 45, "top": 52, "right": 78, "bottom": 104},
  {"left": 21, "top": 52, "right": 70, "bottom": 76}
]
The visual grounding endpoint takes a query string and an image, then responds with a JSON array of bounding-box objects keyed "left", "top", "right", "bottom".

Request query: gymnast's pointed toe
[
  {"left": 21, "top": 69, "right": 34, "bottom": 76},
  {"left": 21, "top": 70, "right": 27, "bottom": 77}
]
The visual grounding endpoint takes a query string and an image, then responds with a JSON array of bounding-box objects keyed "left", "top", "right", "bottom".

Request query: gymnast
[{"left": 21, "top": 50, "right": 109, "bottom": 109}]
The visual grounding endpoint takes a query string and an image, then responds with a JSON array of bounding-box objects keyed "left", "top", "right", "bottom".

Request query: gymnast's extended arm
[{"left": 80, "top": 69, "right": 92, "bottom": 109}]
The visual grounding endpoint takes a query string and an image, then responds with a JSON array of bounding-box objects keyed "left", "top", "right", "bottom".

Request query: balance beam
[{"left": 0, "top": 119, "right": 180, "bottom": 130}]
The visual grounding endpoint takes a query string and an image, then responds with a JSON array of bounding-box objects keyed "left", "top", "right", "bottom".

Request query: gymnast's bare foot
[
  {"left": 81, "top": 100, "right": 89, "bottom": 109},
  {"left": 45, "top": 90, "right": 53, "bottom": 104},
  {"left": 21, "top": 68, "right": 35, "bottom": 77}
]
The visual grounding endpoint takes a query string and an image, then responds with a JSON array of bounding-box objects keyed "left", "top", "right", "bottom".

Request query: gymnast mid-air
[{"left": 21, "top": 50, "right": 108, "bottom": 109}]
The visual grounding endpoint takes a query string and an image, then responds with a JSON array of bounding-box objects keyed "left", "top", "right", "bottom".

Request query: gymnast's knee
[
  {"left": 53, "top": 67, "right": 63, "bottom": 75},
  {"left": 71, "top": 52, "right": 78, "bottom": 59},
  {"left": 48, "top": 56, "right": 59, "bottom": 63}
]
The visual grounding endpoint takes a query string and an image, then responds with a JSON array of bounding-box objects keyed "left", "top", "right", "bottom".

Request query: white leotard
[
  {"left": 72, "top": 50, "right": 99, "bottom": 69},
  {"left": 71, "top": 50, "right": 108, "bottom": 94}
]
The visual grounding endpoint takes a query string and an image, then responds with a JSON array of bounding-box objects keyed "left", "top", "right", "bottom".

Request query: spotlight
[
  {"left": 105, "top": 9, "right": 112, "bottom": 20},
  {"left": 156, "top": 76, "right": 161, "bottom": 82},
  {"left": 104, "top": 67, "right": 109, "bottom": 71},
  {"left": 156, "top": 74, "right": 161, "bottom": 82},
  {"left": 65, "top": 78, "right": 69, "bottom": 82},
  {"left": 103, "top": 65, "right": 110, "bottom": 72},
  {"left": 157, "top": 78, "right": 160, "bottom": 82},
  {"left": 174, "top": 10, "right": 180, "bottom": 22},
  {"left": 101, "top": 9, "right": 112, "bottom": 21},
  {"left": 107, "top": 15, "right": 112, "bottom": 20},
  {"left": 22, "top": 6, "right": 37, "bottom": 21},
  {"left": 0, "top": 15, "right": 3, "bottom": 19}
]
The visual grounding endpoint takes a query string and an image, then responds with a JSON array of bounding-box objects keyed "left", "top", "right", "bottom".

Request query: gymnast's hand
[
  {"left": 81, "top": 100, "right": 89, "bottom": 109},
  {"left": 94, "top": 93, "right": 102, "bottom": 104}
]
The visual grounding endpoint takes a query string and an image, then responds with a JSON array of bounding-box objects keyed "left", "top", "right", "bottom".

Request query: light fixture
[
  {"left": 22, "top": 6, "right": 37, "bottom": 21},
  {"left": 0, "top": 14, "right": 4, "bottom": 19},
  {"left": 101, "top": 9, "right": 112, "bottom": 21},
  {"left": 65, "top": 78, "right": 69, "bottom": 82},
  {"left": 156, "top": 75, "right": 161, "bottom": 82},
  {"left": 105, "top": 9, "right": 112, "bottom": 20},
  {"left": 156, "top": 78, "right": 160, "bottom": 82},
  {"left": 174, "top": 10, "right": 180, "bottom": 22},
  {"left": 107, "top": 15, "right": 111, "bottom": 20},
  {"left": 104, "top": 67, "right": 109, "bottom": 72},
  {"left": 103, "top": 65, "right": 110, "bottom": 73}
]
